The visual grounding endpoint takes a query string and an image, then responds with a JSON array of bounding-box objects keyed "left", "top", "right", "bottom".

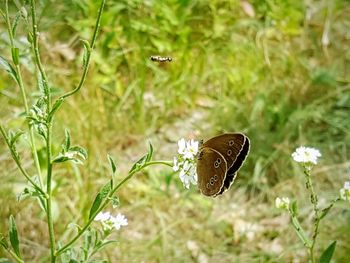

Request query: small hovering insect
[{"left": 150, "top": 55, "right": 173, "bottom": 62}]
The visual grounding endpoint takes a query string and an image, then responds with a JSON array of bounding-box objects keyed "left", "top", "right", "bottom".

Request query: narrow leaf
[
  {"left": 0, "top": 235, "right": 9, "bottom": 249},
  {"left": 9, "top": 130, "right": 24, "bottom": 147},
  {"left": 64, "top": 129, "right": 71, "bottom": 152},
  {"left": 89, "top": 180, "right": 112, "bottom": 219},
  {"left": 107, "top": 154, "right": 117, "bottom": 175},
  {"left": 0, "top": 56, "right": 19, "bottom": 84},
  {"left": 290, "top": 200, "right": 298, "bottom": 216},
  {"left": 12, "top": 11, "right": 21, "bottom": 37},
  {"left": 146, "top": 142, "right": 153, "bottom": 162},
  {"left": 129, "top": 154, "right": 148, "bottom": 173},
  {"left": 11, "top": 48, "right": 19, "bottom": 65},
  {"left": 319, "top": 241, "right": 336, "bottom": 263},
  {"left": 9, "top": 215, "right": 21, "bottom": 258}
]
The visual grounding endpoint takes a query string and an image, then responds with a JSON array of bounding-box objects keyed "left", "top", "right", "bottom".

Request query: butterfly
[{"left": 196, "top": 133, "right": 250, "bottom": 197}]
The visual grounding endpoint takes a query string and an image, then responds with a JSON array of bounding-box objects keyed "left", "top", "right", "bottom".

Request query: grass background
[{"left": 0, "top": 0, "right": 350, "bottom": 262}]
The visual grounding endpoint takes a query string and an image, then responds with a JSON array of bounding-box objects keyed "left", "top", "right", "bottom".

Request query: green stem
[
  {"left": 30, "top": 0, "right": 50, "bottom": 97},
  {"left": 46, "top": 123, "right": 56, "bottom": 263},
  {"left": 59, "top": 0, "right": 106, "bottom": 100},
  {"left": 0, "top": 124, "right": 46, "bottom": 197},
  {"left": 304, "top": 168, "right": 319, "bottom": 263},
  {"left": 55, "top": 159, "right": 171, "bottom": 256},
  {"left": 29, "top": 1, "right": 56, "bottom": 262},
  {"left": 5, "top": 0, "right": 44, "bottom": 189},
  {"left": 289, "top": 210, "right": 312, "bottom": 248},
  {"left": 5, "top": 248, "right": 24, "bottom": 263}
]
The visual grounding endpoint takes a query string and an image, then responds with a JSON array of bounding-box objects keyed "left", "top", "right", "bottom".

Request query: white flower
[
  {"left": 111, "top": 213, "right": 128, "bottom": 230},
  {"left": 183, "top": 139, "right": 199, "bottom": 159},
  {"left": 174, "top": 138, "right": 200, "bottom": 190},
  {"left": 340, "top": 181, "right": 350, "bottom": 202},
  {"left": 178, "top": 138, "right": 187, "bottom": 155},
  {"left": 292, "top": 146, "right": 321, "bottom": 165},
  {"left": 275, "top": 197, "right": 290, "bottom": 210},
  {"left": 95, "top": 212, "right": 128, "bottom": 231},
  {"left": 177, "top": 138, "right": 199, "bottom": 160},
  {"left": 173, "top": 157, "right": 180, "bottom": 172},
  {"left": 179, "top": 161, "right": 198, "bottom": 189},
  {"left": 95, "top": 211, "right": 111, "bottom": 222}
]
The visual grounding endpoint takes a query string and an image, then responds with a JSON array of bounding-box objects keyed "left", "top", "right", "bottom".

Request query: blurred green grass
[{"left": 0, "top": 0, "right": 350, "bottom": 262}]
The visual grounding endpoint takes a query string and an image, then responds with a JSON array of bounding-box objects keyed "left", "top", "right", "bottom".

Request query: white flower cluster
[
  {"left": 340, "top": 181, "right": 350, "bottom": 202},
  {"left": 275, "top": 197, "right": 290, "bottom": 211},
  {"left": 292, "top": 146, "right": 321, "bottom": 165},
  {"left": 173, "top": 138, "right": 199, "bottom": 189},
  {"left": 94, "top": 211, "right": 128, "bottom": 230}
]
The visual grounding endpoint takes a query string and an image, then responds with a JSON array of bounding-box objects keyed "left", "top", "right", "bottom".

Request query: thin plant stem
[
  {"left": 304, "top": 168, "right": 319, "bottom": 263},
  {"left": 4, "top": 247, "right": 24, "bottom": 263},
  {"left": 4, "top": 0, "right": 44, "bottom": 189},
  {"left": 0, "top": 124, "right": 46, "bottom": 197},
  {"left": 59, "top": 0, "right": 106, "bottom": 100},
  {"left": 46, "top": 123, "right": 56, "bottom": 263},
  {"left": 29, "top": 0, "right": 56, "bottom": 261},
  {"left": 55, "top": 160, "right": 172, "bottom": 256}
]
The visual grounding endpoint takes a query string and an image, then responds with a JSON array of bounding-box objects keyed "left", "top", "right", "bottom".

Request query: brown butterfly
[{"left": 196, "top": 133, "right": 250, "bottom": 197}]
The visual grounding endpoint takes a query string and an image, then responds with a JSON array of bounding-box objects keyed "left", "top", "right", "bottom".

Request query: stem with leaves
[
  {"left": 3, "top": 0, "right": 44, "bottom": 189},
  {"left": 56, "top": 159, "right": 172, "bottom": 256}
]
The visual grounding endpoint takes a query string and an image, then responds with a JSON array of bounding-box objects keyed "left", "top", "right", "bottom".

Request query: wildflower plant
[
  {"left": 0, "top": 1, "right": 172, "bottom": 262},
  {"left": 173, "top": 138, "right": 199, "bottom": 189},
  {"left": 275, "top": 146, "right": 348, "bottom": 263}
]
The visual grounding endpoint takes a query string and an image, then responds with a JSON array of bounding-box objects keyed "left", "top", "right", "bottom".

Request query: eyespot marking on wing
[{"left": 214, "top": 161, "right": 219, "bottom": 168}]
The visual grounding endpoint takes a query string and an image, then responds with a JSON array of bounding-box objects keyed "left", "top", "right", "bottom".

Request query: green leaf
[
  {"left": 290, "top": 200, "right": 298, "bottom": 216},
  {"left": 27, "top": 32, "right": 33, "bottom": 44},
  {"left": 53, "top": 146, "right": 87, "bottom": 164},
  {"left": 107, "top": 154, "right": 117, "bottom": 175},
  {"left": 146, "top": 142, "right": 153, "bottom": 162},
  {"left": 129, "top": 143, "right": 154, "bottom": 173},
  {"left": 129, "top": 154, "right": 148, "bottom": 173},
  {"left": 81, "top": 39, "right": 90, "bottom": 68},
  {"left": 0, "top": 56, "right": 19, "bottom": 84},
  {"left": 12, "top": 11, "right": 21, "bottom": 37},
  {"left": 0, "top": 234, "right": 9, "bottom": 249},
  {"left": 89, "top": 180, "right": 112, "bottom": 219},
  {"left": 9, "top": 215, "right": 21, "bottom": 258},
  {"left": 48, "top": 98, "right": 64, "bottom": 122},
  {"left": 9, "top": 130, "right": 24, "bottom": 147},
  {"left": 70, "top": 146, "right": 88, "bottom": 160},
  {"left": 64, "top": 129, "right": 71, "bottom": 152},
  {"left": 11, "top": 47, "right": 19, "bottom": 65},
  {"left": 319, "top": 241, "right": 336, "bottom": 263}
]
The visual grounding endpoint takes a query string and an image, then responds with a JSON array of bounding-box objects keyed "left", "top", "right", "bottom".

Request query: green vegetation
[{"left": 0, "top": 0, "right": 349, "bottom": 262}]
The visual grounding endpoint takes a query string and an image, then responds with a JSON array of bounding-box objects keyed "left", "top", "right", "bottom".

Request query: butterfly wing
[
  {"left": 197, "top": 147, "right": 227, "bottom": 197},
  {"left": 203, "top": 133, "right": 247, "bottom": 169},
  {"left": 217, "top": 136, "right": 250, "bottom": 195}
]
